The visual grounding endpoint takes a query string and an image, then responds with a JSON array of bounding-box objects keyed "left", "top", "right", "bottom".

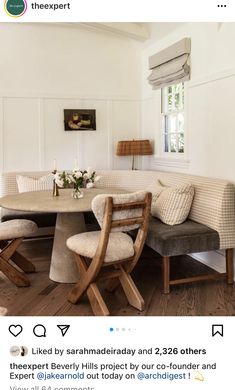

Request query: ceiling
[
  {"left": 146, "top": 23, "right": 185, "bottom": 42},
  {"left": 57, "top": 22, "right": 185, "bottom": 42}
]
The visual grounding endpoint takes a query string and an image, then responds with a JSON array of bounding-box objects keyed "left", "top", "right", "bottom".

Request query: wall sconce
[{"left": 116, "top": 139, "right": 153, "bottom": 170}]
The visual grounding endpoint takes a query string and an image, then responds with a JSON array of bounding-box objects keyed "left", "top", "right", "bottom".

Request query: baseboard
[{"left": 190, "top": 250, "right": 226, "bottom": 274}]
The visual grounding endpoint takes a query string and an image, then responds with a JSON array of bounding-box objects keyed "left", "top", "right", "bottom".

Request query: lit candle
[{"left": 53, "top": 159, "right": 57, "bottom": 171}]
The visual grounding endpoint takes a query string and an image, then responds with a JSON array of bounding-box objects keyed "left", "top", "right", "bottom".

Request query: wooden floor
[{"left": 0, "top": 238, "right": 235, "bottom": 316}]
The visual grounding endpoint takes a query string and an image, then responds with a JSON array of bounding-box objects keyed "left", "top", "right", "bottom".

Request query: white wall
[
  {"left": 141, "top": 22, "right": 235, "bottom": 274},
  {"left": 0, "top": 23, "right": 142, "bottom": 172},
  {"left": 1, "top": 22, "right": 235, "bottom": 275},
  {"left": 141, "top": 22, "right": 235, "bottom": 182},
  {"left": 4, "top": 23, "right": 235, "bottom": 178}
]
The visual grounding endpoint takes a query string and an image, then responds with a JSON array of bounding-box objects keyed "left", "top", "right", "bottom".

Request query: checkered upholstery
[
  {"left": 96, "top": 170, "right": 235, "bottom": 250},
  {"left": 1, "top": 170, "right": 235, "bottom": 249},
  {"left": 0, "top": 171, "right": 50, "bottom": 197}
]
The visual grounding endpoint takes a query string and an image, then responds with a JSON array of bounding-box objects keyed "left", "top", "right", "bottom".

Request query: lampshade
[{"left": 116, "top": 139, "right": 153, "bottom": 156}]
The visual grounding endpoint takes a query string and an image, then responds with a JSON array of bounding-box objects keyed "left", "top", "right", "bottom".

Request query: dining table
[{"left": 0, "top": 187, "right": 127, "bottom": 283}]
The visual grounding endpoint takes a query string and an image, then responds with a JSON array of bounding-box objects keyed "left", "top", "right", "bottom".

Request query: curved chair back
[{"left": 91, "top": 191, "right": 151, "bottom": 233}]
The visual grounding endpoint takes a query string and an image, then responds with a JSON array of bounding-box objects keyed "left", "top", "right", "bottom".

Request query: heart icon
[{"left": 9, "top": 324, "right": 23, "bottom": 337}]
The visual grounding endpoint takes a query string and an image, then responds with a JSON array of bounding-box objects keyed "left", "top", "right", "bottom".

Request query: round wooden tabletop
[{"left": 0, "top": 187, "right": 127, "bottom": 213}]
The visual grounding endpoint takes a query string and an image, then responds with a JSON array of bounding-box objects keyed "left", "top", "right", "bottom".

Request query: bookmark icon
[{"left": 212, "top": 324, "right": 223, "bottom": 337}]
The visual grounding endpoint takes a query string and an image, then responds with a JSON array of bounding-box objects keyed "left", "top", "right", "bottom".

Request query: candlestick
[
  {"left": 52, "top": 166, "right": 59, "bottom": 197},
  {"left": 53, "top": 159, "right": 57, "bottom": 171},
  {"left": 53, "top": 178, "right": 59, "bottom": 197}
]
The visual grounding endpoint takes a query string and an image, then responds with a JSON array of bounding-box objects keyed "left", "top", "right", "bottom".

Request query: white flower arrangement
[{"left": 54, "top": 168, "right": 101, "bottom": 190}]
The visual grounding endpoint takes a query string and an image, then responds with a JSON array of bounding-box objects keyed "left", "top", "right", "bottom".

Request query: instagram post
[{"left": 0, "top": 1, "right": 235, "bottom": 389}]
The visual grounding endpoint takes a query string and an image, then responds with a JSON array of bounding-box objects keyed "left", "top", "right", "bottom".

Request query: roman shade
[{"left": 148, "top": 38, "right": 191, "bottom": 89}]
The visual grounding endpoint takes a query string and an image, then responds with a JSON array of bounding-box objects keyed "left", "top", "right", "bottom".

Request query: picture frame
[{"left": 64, "top": 109, "right": 96, "bottom": 131}]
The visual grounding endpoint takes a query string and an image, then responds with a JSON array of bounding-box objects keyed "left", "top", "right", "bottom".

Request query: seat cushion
[
  {"left": 67, "top": 231, "right": 134, "bottom": 263},
  {"left": 0, "top": 219, "right": 38, "bottom": 240},
  {"left": 1, "top": 208, "right": 56, "bottom": 228},
  {"left": 145, "top": 216, "right": 220, "bottom": 257}
]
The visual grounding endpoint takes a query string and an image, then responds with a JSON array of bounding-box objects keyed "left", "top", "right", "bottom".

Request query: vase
[{"left": 71, "top": 188, "right": 84, "bottom": 199}]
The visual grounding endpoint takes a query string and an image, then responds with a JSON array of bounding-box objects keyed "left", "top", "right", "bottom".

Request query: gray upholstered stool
[{"left": 0, "top": 219, "right": 38, "bottom": 287}]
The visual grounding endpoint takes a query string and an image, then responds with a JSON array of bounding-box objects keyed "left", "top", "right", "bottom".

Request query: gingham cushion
[
  {"left": 16, "top": 174, "right": 53, "bottom": 193},
  {"left": 0, "top": 171, "right": 51, "bottom": 196},
  {"left": 96, "top": 170, "right": 235, "bottom": 249},
  {"left": 149, "top": 181, "right": 194, "bottom": 225},
  {"left": 1, "top": 170, "right": 235, "bottom": 249}
]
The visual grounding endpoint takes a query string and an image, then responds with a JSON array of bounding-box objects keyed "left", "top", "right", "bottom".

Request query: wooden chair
[
  {"left": 0, "top": 219, "right": 38, "bottom": 287},
  {"left": 66, "top": 191, "right": 152, "bottom": 316}
]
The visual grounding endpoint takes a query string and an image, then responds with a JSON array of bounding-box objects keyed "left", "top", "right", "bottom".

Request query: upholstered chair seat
[
  {"left": 67, "top": 231, "right": 134, "bottom": 263},
  {"left": 0, "top": 219, "right": 38, "bottom": 240},
  {"left": 0, "top": 219, "right": 38, "bottom": 287}
]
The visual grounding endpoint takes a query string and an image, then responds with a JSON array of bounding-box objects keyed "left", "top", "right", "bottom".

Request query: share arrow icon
[{"left": 57, "top": 325, "right": 70, "bottom": 337}]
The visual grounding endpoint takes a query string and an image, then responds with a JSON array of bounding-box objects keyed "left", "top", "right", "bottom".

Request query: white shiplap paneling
[
  {"left": 3, "top": 97, "right": 40, "bottom": 172},
  {"left": 0, "top": 98, "right": 4, "bottom": 173},
  {"left": 0, "top": 95, "right": 141, "bottom": 173},
  {"left": 112, "top": 100, "right": 141, "bottom": 170}
]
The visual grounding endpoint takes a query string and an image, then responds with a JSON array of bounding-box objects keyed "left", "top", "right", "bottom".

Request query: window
[{"left": 161, "top": 82, "right": 185, "bottom": 154}]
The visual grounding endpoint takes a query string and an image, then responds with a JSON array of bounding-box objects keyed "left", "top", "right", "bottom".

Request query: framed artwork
[{"left": 64, "top": 109, "right": 96, "bottom": 131}]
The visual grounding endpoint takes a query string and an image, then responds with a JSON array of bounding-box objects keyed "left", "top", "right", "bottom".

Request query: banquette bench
[
  {"left": 0, "top": 170, "right": 235, "bottom": 293},
  {"left": 0, "top": 171, "right": 57, "bottom": 237}
]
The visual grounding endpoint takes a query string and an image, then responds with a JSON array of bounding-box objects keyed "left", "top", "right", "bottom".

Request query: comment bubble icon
[{"left": 33, "top": 324, "right": 46, "bottom": 337}]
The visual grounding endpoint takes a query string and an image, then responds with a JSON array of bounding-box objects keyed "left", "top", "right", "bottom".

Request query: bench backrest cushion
[
  {"left": 1, "top": 170, "right": 234, "bottom": 249},
  {"left": 96, "top": 170, "right": 235, "bottom": 250},
  {"left": 0, "top": 171, "right": 51, "bottom": 197}
]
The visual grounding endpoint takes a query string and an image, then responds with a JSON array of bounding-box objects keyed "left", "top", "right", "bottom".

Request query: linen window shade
[{"left": 148, "top": 38, "right": 191, "bottom": 89}]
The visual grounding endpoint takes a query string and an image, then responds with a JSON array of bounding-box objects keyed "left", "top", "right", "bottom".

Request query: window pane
[
  {"left": 178, "top": 133, "right": 184, "bottom": 153},
  {"left": 178, "top": 113, "right": 184, "bottom": 132},
  {"left": 175, "top": 93, "right": 180, "bottom": 110},
  {"left": 170, "top": 134, "right": 177, "bottom": 153},
  {"left": 168, "top": 94, "right": 173, "bottom": 111},
  {"left": 169, "top": 115, "right": 176, "bottom": 132},
  {"left": 175, "top": 83, "right": 181, "bottom": 93},
  {"left": 161, "top": 82, "right": 185, "bottom": 155}
]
